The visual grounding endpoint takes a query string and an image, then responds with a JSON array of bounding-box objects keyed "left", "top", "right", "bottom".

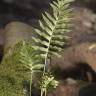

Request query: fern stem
[
  {"left": 43, "top": 20, "right": 58, "bottom": 74},
  {"left": 45, "top": 89, "right": 47, "bottom": 96},
  {"left": 41, "top": 90, "right": 43, "bottom": 96},
  {"left": 43, "top": 58, "right": 47, "bottom": 74},
  {"left": 42, "top": 20, "right": 58, "bottom": 96},
  {"left": 30, "top": 71, "right": 32, "bottom": 96}
]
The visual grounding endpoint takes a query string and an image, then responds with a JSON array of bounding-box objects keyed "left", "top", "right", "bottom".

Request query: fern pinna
[{"left": 32, "top": 0, "right": 73, "bottom": 70}]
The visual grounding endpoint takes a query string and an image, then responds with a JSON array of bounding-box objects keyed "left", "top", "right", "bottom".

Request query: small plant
[{"left": 40, "top": 73, "right": 59, "bottom": 96}]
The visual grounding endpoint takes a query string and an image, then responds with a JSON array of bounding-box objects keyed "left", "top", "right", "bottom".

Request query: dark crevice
[{"left": 52, "top": 62, "right": 96, "bottom": 82}]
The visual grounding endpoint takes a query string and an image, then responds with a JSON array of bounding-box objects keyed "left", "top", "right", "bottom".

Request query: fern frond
[
  {"left": 19, "top": 41, "right": 44, "bottom": 72},
  {"left": 32, "top": 0, "right": 74, "bottom": 59}
]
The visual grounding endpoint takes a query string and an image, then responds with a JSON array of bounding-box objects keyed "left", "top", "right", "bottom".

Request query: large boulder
[
  {"left": 48, "top": 79, "right": 96, "bottom": 96},
  {"left": 48, "top": 79, "right": 81, "bottom": 96},
  {"left": 51, "top": 43, "right": 96, "bottom": 82},
  {"left": 68, "top": 7, "right": 96, "bottom": 46},
  {"left": 4, "top": 22, "right": 34, "bottom": 50}
]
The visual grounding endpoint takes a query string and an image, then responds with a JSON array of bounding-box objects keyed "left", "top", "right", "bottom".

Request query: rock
[
  {"left": 68, "top": 7, "right": 96, "bottom": 46},
  {"left": 48, "top": 80, "right": 81, "bottom": 96},
  {"left": 4, "top": 21, "right": 34, "bottom": 50},
  {"left": 48, "top": 79, "right": 96, "bottom": 96},
  {"left": 0, "top": 28, "right": 4, "bottom": 46},
  {"left": 51, "top": 43, "right": 96, "bottom": 82},
  {"left": 79, "top": 83, "right": 96, "bottom": 96}
]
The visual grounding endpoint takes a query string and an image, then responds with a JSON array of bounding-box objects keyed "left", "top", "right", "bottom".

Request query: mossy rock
[
  {"left": 4, "top": 22, "right": 34, "bottom": 51},
  {"left": 0, "top": 62, "right": 29, "bottom": 96},
  {"left": 0, "top": 41, "right": 31, "bottom": 96}
]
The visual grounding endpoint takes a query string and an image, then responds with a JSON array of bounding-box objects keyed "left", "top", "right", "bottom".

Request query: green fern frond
[
  {"left": 19, "top": 41, "right": 44, "bottom": 96},
  {"left": 20, "top": 41, "right": 44, "bottom": 72},
  {"left": 32, "top": 0, "right": 73, "bottom": 59}
]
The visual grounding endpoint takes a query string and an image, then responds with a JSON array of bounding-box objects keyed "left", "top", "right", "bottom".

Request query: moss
[{"left": 0, "top": 41, "right": 30, "bottom": 96}]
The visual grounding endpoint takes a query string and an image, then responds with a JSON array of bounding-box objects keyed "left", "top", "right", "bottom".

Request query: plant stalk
[
  {"left": 30, "top": 71, "right": 32, "bottom": 96},
  {"left": 43, "top": 58, "right": 47, "bottom": 75},
  {"left": 45, "top": 89, "right": 47, "bottom": 96},
  {"left": 41, "top": 90, "right": 43, "bottom": 96}
]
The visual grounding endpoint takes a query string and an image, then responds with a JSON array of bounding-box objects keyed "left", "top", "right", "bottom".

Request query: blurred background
[{"left": 0, "top": 0, "right": 96, "bottom": 47}]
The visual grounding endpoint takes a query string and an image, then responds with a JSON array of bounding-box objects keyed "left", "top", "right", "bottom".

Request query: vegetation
[{"left": 0, "top": 0, "right": 73, "bottom": 96}]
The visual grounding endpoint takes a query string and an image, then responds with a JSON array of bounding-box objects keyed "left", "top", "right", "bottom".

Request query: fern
[
  {"left": 20, "top": 41, "right": 43, "bottom": 71},
  {"left": 32, "top": 0, "right": 73, "bottom": 60},
  {"left": 31, "top": 0, "right": 74, "bottom": 95},
  {"left": 19, "top": 41, "right": 44, "bottom": 96},
  {"left": 1, "top": 41, "right": 44, "bottom": 96}
]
